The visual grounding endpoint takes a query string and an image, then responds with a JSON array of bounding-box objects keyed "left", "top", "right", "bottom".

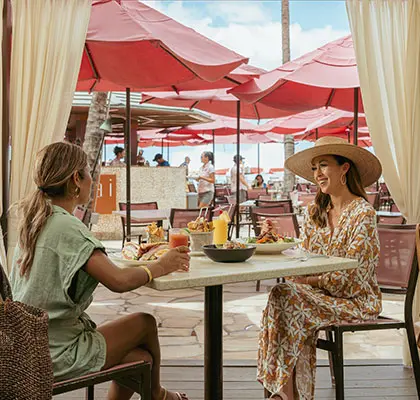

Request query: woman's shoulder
[{"left": 351, "top": 197, "right": 376, "bottom": 217}]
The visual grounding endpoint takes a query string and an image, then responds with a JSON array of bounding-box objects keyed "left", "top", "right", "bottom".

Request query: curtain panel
[
  {"left": 7, "top": 0, "right": 92, "bottom": 269},
  {"left": 346, "top": 0, "right": 420, "bottom": 365}
]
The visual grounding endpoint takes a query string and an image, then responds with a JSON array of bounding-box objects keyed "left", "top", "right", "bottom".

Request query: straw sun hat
[{"left": 285, "top": 136, "right": 382, "bottom": 187}]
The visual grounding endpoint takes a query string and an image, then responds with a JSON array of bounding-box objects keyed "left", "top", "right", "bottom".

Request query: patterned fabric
[{"left": 257, "top": 197, "right": 382, "bottom": 399}]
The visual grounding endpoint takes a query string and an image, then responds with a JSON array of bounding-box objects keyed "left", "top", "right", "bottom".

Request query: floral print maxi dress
[{"left": 257, "top": 198, "right": 382, "bottom": 399}]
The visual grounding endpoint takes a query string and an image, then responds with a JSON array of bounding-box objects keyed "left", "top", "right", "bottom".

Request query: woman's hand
[
  {"left": 151, "top": 246, "right": 190, "bottom": 278},
  {"left": 194, "top": 176, "right": 201, "bottom": 181}
]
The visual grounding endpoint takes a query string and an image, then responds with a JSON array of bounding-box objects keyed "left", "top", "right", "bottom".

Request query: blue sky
[{"left": 133, "top": 1, "right": 352, "bottom": 174}]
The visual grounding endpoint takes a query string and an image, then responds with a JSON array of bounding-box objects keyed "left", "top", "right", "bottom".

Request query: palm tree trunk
[
  {"left": 282, "top": 0, "right": 295, "bottom": 195},
  {"left": 82, "top": 91, "right": 109, "bottom": 225}
]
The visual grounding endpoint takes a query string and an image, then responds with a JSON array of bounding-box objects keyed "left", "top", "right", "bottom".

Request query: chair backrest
[
  {"left": 215, "top": 186, "right": 230, "bottom": 198},
  {"left": 251, "top": 212, "right": 300, "bottom": 238},
  {"left": 247, "top": 188, "right": 267, "bottom": 200},
  {"left": 119, "top": 202, "right": 158, "bottom": 226},
  {"left": 170, "top": 208, "right": 213, "bottom": 228},
  {"left": 298, "top": 192, "right": 316, "bottom": 207},
  {"left": 377, "top": 215, "right": 405, "bottom": 225},
  {"left": 376, "top": 224, "right": 417, "bottom": 289},
  {"left": 379, "top": 182, "right": 390, "bottom": 196},
  {"left": 308, "top": 184, "right": 318, "bottom": 193},
  {"left": 255, "top": 199, "right": 293, "bottom": 213},
  {"left": 390, "top": 202, "right": 400, "bottom": 212},
  {"left": 367, "top": 192, "right": 380, "bottom": 210}
]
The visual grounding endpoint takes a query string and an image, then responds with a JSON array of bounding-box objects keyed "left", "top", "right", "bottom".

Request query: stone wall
[{"left": 92, "top": 166, "right": 187, "bottom": 240}]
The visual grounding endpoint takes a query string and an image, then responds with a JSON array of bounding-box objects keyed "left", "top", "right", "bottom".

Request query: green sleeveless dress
[{"left": 10, "top": 205, "right": 107, "bottom": 381}]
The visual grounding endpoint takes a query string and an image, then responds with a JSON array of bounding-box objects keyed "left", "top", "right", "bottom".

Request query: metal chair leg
[
  {"left": 256, "top": 280, "right": 261, "bottom": 292},
  {"left": 86, "top": 385, "right": 94, "bottom": 400},
  {"left": 326, "top": 330, "right": 336, "bottom": 386},
  {"left": 334, "top": 328, "right": 345, "bottom": 400},
  {"left": 406, "top": 325, "right": 420, "bottom": 397}
]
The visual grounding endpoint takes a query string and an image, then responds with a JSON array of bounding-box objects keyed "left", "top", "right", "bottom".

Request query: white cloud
[{"left": 143, "top": 1, "right": 349, "bottom": 71}]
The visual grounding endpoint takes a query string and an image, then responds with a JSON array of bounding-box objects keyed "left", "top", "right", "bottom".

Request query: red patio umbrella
[
  {"left": 269, "top": 168, "right": 284, "bottom": 174},
  {"left": 254, "top": 107, "right": 366, "bottom": 135},
  {"left": 77, "top": 0, "right": 248, "bottom": 92},
  {"left": 230, "top": 35, "right": 363, "bottom": 143},
  {"left": 141, "top": 88, "right": 291, "bottom": 119}
]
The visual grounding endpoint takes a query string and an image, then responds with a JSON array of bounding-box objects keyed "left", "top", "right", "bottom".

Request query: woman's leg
[{"left": 98, "top": 312, "right": 187, "bottom": 400}]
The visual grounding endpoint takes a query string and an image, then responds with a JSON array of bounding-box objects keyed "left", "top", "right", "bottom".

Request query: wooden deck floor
[{"left": 55, "top": 360, "right": 418, "bottom": 399}]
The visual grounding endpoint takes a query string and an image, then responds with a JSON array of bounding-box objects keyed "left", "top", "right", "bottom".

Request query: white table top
[
  {"left": 240, "top": 200, "right": 256, "bottom": 207},
  {"left": 148, "top": 252, "right": 357, "bottom": 291},
  {"left": 376, "top": 211, "right": 403, "bottom": 217},
  {"left": 113, "top": 209, "right": 170, "bottom": 222}
]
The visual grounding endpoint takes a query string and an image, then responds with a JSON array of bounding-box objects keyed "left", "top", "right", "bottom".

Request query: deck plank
[{"left": 54, "top": 362, "right": 417, "bottom": 399}]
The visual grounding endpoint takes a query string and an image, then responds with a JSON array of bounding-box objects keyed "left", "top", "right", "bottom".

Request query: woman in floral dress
[{"left": 258, "top": 137, "right": 383, "bottom": 399}]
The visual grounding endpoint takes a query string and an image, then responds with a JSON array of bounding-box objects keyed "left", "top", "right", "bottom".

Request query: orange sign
[{"left": 95, "top": 174, "right": 117, "bottom": 214}]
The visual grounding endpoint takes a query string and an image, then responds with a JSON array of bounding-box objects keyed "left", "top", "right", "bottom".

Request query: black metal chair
[
  {"left": 317, "top": 224, "right": 420, "bottom": 400},
  {"left": 53, "top": 361, "right": 152, "bottom": 399}
]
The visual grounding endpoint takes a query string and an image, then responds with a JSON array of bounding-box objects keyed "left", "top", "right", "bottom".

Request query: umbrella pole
[
  {"left": 315, "top": 128, "right": 319, "bottom": 140},
  {"left": 161, "top": 139, "right": 164, "bottom": 154},
  {"left": 354, "top": 88, "right": 359, "bottom": 145},
  {"left": 104, "top": 141, "right": 107, "bottom": 165},
  {"left": 125, "top": 87, "right": 131, "bottom": 240},
  {"left": 167, "top": 141, "right": 170, "bottom": 163},
  {"left": 257, "top": 143, "right": 260, "bottom": 173},
  {"left": 212, "top": 129, "right": 216, "bottom": 206},
  {"left": 235, "top": 101, "right": 241, "bottom": 239}
]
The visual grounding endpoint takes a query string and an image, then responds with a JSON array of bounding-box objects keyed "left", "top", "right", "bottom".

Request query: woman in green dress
[{"left": 10, "top": 142, "right": 189, "bottom": 400}]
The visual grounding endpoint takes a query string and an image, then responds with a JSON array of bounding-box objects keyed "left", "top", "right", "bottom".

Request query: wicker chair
[
  {"left": 317, "top": 224, "right": 420, "bottom": 400},
  {"left": 247, "top": 188, "right": 268, "bottom": 200},
  {"left": 53, "top": 361, "right": 151, "bottom": 399}
]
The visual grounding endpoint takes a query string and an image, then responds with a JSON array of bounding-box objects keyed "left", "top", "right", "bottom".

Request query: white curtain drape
[
  {"left": 7, "top": 0, "right": 92, "bottom": 269},
  {"left": 346, "top": 0, "right": 420, "bottom": 365},
  {"left": 0, "top": 0, "right": 6, "bottom": 270}
]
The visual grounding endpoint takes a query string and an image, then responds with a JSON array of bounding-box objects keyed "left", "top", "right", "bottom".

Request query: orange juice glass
[
  {"left": 212, "top": 219, "right": 228, "bottom": 245},
  {"left": 169, "top": 229, "right": 189, "bottom": 248}
]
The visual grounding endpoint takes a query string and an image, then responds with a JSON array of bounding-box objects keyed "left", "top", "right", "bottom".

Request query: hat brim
[{"left": 284, "top": 143, "right": 382, "bottom": 188}]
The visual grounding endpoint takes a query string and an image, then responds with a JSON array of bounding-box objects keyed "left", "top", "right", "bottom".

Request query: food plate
[
  {"left": 109, "top": 255, "right": 154, "bottom": 268},
  {"left": 254, "top": 239, "right": 302, "bottom": 254}
]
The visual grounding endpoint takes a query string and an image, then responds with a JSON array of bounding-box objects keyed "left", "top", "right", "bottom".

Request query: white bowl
[{"left": 254, "top": 239, "right": 302, "bottom": 254}]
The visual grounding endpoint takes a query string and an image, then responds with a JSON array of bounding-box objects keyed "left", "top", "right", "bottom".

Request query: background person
[
  {"left": 137, "top": 149, "right": 149, "bottom": 166},
  {"left": 153, "top": 153, "right": 170, "bottom": 167},
  {"left": 179, "top": 156, "right": 191, "bottom": 176},
  {"left": 109, "top": 146, "right": 125, "bottom": 167},
  {"left": 230, "top": 154, "right": 250, "bottom": 203},
  {"left": 252, "top": 174, "right": 266, "bottom": 189},
  {"left": 258, "top": 137, "right": 382, "bottom": 399},
  {"left": 195, "top": 151, "right": 215, "bottom": 208},
  {"left": 10, "top": 142, "right": 190, "bottom": 400}
]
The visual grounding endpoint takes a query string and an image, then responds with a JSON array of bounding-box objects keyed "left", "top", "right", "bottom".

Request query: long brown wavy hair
[
  {"left": 17, "top": 142, "right": 88, "bottom": 276},
  {"left": 309, "top": 155, "right": 367, "bottom": 228}
]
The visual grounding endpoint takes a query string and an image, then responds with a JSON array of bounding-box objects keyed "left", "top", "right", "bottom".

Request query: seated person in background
[
  {"left": 10, "top": 142, "right": 190, "bottom": 400},
  {"left": 109, "top": 146, "right": 125, "bottom": 167},
  {"left": 153, "top": 153, "right": 170, "bottom": 167},
  {"left": 252, "top": 174, "right": 267, "bottom": 189},
  {"left": 258, "top": 137, "right": 383, "bottom": 399},
  {"left": 230, "top": 154, "right": 250, "bottom": 203}
]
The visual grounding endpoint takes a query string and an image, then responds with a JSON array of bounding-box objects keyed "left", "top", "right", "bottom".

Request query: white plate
[
  {"left": 254, "top": 239, "right": 302, "bottom": 254},
  {"left": 109, "top": 255, "right": 154, "bottom": 268}
]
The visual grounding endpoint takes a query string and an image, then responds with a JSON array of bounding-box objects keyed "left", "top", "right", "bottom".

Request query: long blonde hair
[
  {"left": 18, "top": 142, "right": 88, "bottom": 276},
  {"left": 309, "top": 155, "right": 367, "bottom": 228}
]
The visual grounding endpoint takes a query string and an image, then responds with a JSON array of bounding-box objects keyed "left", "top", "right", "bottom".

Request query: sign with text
[{"left": 95, "top": 174, "right": 117, "bottom": 214}]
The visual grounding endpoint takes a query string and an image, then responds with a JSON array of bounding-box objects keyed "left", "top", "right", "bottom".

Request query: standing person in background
[
  {"left": 153, "top": 153, "right": 170, "bottom": 167},
  {"left": 137, "top": 149, "right": 149, "bottom": 167},
  {"left": 109, "top": 146, "right": 125, "bottom": 167},
  {"left": 195, "top": 152, "right": 215, "bottom": 208},
  {"left": 179, "top": 156, "right": 191, "bottom": 176},
  {"left": 230, "top": 155, "right": 250, "bottom": 203}
]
